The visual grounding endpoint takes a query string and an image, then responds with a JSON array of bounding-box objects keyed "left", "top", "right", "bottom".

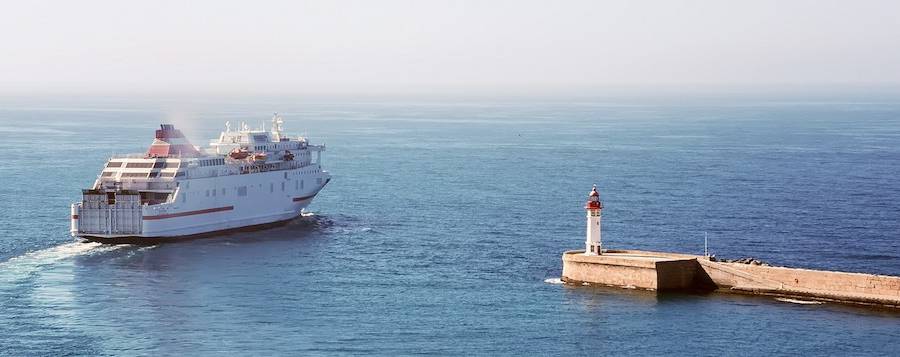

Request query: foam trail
[
  {"left": 544, "top": 278, "right": 564, "bottom": 285},
  {"left": 775, "top": 297, "right": 824, "bottom": 305},
  {"left": 0, "top": 242, "right": 124, "bottom": 284}
]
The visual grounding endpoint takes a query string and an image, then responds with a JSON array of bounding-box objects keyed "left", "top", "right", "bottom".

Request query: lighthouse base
[{"left": 562, "top": 250, "right": 701, "bottom": 291}]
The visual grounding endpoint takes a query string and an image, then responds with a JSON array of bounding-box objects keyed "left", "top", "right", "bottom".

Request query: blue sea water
[{"left": 0, "top": 96, "right": 898, "bottom": 355}]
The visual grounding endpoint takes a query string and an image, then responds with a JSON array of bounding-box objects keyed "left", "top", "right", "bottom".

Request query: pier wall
[
  {"left": 698, "top": 260, "right": 900, "bottom": 300},
  {"left": 561, "top": 249, "right": 900, "bottom": 308}
]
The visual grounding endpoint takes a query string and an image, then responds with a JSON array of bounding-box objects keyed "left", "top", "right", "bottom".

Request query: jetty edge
[
  {"left": 561, "top": 185, "right": 900, "bottom": 309},
  {"left": 562, "top": 249, "right": 900, "bottom": 308}
]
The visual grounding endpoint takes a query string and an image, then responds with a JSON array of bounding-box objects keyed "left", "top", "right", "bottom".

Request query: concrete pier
[{"left": 562, "top": 249, "right": 900, "bottom": 308}]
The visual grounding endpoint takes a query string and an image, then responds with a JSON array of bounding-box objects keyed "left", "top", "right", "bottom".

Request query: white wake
[
  {"left": 544, "top": 278, "right": 565, "bottom": 285},
  {"left": 0, "top": 241, "right": 125, "bottom": 283},
  {"left": 775, "top": 297, "right": 825, "bottom": 305}
]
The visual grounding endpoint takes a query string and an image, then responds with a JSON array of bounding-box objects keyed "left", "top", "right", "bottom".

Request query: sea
[{"left": 0, "top": 94, "right": 898, "bottom": 355}]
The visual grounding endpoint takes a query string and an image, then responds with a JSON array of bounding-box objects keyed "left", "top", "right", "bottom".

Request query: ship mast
[{"left": 271, "top": 112, "right": 284, "bottom": 141}]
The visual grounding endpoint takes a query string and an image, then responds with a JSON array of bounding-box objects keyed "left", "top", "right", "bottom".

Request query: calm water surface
[{"left": 0, "top": 97, "right": 898, "bottom": 355}]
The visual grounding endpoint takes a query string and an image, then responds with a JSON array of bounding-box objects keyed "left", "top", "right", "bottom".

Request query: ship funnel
[{"left": 146, "top": 124, "right": 201, "bottom": 158}]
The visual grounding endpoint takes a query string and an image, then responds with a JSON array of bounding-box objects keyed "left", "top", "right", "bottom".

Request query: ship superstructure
[{"left": 71, "top": 114, "right": 330, "bottom": 243}]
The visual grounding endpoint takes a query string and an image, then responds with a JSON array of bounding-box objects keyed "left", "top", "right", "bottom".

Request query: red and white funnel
[{"left": 146, "top": 124, "right": 201, "bottom": 158}]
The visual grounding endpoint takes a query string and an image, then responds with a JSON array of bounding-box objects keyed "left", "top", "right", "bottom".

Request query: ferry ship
[{"left": 70, "top": 114, "right": 330, "bottom": 243}]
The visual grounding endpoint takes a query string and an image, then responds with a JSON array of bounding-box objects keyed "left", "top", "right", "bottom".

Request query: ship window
[
  {"left": 205, "top": 190, "right": 209, "bottom": 197},
  {"left": 175, "top": 171, "right": 185, "bottom": 177},
  {"left": 182, "top": 193, "right": 186, "bottom": 203},
  {"left": 281, "top": 182, "right": 285, "bottom": 191},
  {"left": 122, "top": 172, "right": 149, "bottom": 178},
  {"left": 270, "top": 183, "right": 274, "bottom": 193},
  {"left": 301, "top": 180, "right": 304, "bottom": 189},
  {"left": 295, "top": 180, "right": 298, "bottom": 190},
  {"left": 126, "top": 162, "right": 155, "bottom": 168},
  {"left": 106, "top": 161, "right": 123, "bottom": 168},
  {"left": 153, "top": 161, "right": 165, "bottom": 169},
  {"left": 221, "top": 188, "right": 225, "bottom": 195},
  {"left": 101, "top": 171, "right": 115, "bottom": 177},
  {"left": 237, "top": 186, "right": 247, "bottom": 196},
  {"left": 212, "top": 189, "right": 216, "bottom": 197}
]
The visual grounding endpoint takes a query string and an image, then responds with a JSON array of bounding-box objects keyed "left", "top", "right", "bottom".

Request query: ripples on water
[{"left": 0, "top": 99, "right": 899, "bottom": 355}]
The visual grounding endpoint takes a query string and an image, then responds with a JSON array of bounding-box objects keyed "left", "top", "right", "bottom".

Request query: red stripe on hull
[{"left": 143, "top": 206, "right": 234, "bottom": 220}]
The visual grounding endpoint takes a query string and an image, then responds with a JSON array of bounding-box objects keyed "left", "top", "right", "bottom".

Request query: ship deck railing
[{"left": 237, "top": 160, "right": 308, "bottom": 174}]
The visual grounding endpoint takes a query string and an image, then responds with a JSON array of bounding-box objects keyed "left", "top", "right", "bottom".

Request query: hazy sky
[{"left": 2, "top": 0, "right": 899, "bottom": 95}]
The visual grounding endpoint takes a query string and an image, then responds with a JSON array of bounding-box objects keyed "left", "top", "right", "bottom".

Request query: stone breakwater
[{"left": 561, "top": 250, "right": 900, "bottom": 309}]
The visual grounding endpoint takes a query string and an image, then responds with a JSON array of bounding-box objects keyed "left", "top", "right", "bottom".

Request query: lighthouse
[{"left": 584, "top": 185, "right": 603, "bottom": 255}]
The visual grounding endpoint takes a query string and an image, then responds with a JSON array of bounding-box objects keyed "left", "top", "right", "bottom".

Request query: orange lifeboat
[
  {"left": 251, "top": 152, "right": 268, "bottom": 164},
  {"left": 229, "top": 148, "right": 250, "bottom": 160}
]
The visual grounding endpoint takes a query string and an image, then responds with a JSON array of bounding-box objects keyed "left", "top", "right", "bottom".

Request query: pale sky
[{"left": 2, "top": 0, "right": 899, "bottom": 95}]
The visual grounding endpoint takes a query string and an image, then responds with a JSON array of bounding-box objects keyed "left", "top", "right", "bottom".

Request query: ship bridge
[{"left": 209, "top": 114, "right": 311, "bottom": 156}]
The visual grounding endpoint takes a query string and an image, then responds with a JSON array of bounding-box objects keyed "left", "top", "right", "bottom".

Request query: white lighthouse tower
[{"left": 584, "top": 185, "right": 603, "bottom": 255}]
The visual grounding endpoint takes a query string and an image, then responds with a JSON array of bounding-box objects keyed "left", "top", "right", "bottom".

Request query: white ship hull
[
  {"left": 72, "top": 168, "right": 330, "bottom": 243},
  {"left": 70, "top": 117, "right": 331, "bottom": 244}
]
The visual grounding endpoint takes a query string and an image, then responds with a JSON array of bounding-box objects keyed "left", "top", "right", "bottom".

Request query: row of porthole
[{"left": 183, "top": 179, "right": 310, "bottom": 203}]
